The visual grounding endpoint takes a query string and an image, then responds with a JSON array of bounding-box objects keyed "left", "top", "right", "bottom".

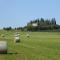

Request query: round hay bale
[
  {"left": 26, "top": 34, "right": 30, "bottom": 37},
  {"left": 14, "top": 36, "right": 20, "bottom": 43},
  {"left": 0, "top": 41, "right": 7, "bottom": 54}
]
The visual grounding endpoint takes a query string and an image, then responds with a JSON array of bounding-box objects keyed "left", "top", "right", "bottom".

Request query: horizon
[{"left": 0, "top": 0, "right": 60, "bottom": 28}]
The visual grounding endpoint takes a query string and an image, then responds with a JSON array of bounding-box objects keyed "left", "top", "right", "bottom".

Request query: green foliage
[
  {"left": 27, "top": 18, "right": 60, "bottom": 31},
  {"left": 3, "top": 27, "right": 12, "bottom": 31}
]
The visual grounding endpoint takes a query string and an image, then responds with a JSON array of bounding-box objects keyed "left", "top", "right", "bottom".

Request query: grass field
[{"left": 0, "top": 30, "right": 60, "bottom": 60}]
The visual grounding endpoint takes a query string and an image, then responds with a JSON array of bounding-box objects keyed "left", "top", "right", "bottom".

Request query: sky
[{"left": 0, "top": 0, "right": 60, "bottom": 28}]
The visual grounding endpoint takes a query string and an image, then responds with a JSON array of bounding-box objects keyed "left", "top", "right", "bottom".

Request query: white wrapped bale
[
  {"left": 14, "top": 36, "right": 20, "bottom": 43},
  {"left": 26, "top": 34, "right": 30, "bottom": 37},
  {"left": 0, "top": 41, "right": 7, "bottom": 54}
]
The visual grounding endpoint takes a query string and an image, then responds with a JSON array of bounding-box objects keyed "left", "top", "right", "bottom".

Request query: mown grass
[{"left": 0, "top": 30, "right": 60, "bottom": 60}]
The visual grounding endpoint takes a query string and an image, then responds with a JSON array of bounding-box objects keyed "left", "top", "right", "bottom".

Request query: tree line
[
  {"left": 27, "top": 18, "right": 60, "bottom": 31},
  {"left": 3, "top": 18, "right": 60, "bottom": 31}
]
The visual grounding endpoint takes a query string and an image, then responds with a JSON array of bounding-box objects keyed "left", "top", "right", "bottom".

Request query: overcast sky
[{"left": 0, "top": 0, "right": 60, "bottom": 28}]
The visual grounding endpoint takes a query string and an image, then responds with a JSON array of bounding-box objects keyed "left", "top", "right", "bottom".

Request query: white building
[{"left": 32, "top": 23, "right": 38, "bottom": 27}]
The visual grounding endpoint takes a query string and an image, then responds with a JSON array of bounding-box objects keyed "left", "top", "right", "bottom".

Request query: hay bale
[
  {"left": 0, "top": 41, "right": 7, "bottom": 54},
  {"left": 26, "top": 34, "right": 30, "bottom": 37},
  {"left": 14, "top": 36, "right": 20, "bottom": 43}
]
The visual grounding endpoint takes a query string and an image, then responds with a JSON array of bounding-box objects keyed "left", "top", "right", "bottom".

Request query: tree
[
  {"left": 40, "top": 18, "right": 44, "bottom": 22},
  {"left": 3, "top": 27, "right": 12, "bottom": 30},
  {"left": 51, "top": 18, "right": 56, "bottom": 25}
]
